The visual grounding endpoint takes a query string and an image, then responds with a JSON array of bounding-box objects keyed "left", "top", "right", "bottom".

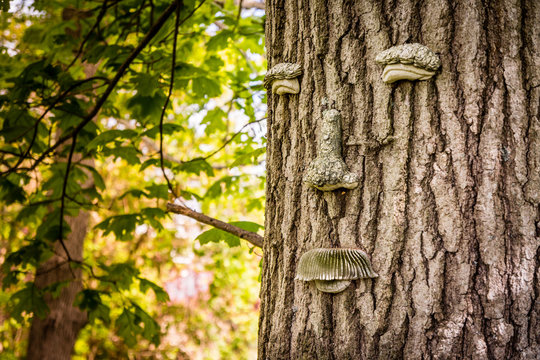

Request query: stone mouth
[
  {"left": 310, "top": 178, "right": 358, "bottom": 191},
  {"left": 381, "top": 63, "right": 436, "bottom": 83},
  {"left": 314, "top": 279, "right": 352, "bottom": 293}
]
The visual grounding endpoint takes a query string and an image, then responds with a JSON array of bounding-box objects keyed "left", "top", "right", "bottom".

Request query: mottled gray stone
[
  {"left": 263, "top": 63, "right": 303, "bottom": 94},
  {"left": 295, "top": 248, "right": 378, "bottom": 294},
  {"left": 375, "top": 43, "right": 441, "bottom": 70},
  {"left": 303, "top": 109, "right": 359, "bottom": 191}
]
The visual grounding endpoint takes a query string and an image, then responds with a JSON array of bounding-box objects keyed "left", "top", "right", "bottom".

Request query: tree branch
[
  {"left": 159, "top": 0, "right": 184, "bottom": 198},
  {"left": 166, "top": 202, "right": 263, "bottom": 248},
  {"left": 1, "top": 77, "right": 109, "bottom": 175},
  {"left": 57, "top": 134, "right": 78, "bottom": 278},
  {"left": 65, "top": 0, "right": 110, "bottom": 71},
  {"left": 21, "top": 1, "right": 185, "bottom": 174}
]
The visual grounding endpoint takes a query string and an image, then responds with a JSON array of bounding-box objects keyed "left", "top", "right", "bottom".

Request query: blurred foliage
[{"left": 0, "top": 0, "right": 266, "bottom": 358}]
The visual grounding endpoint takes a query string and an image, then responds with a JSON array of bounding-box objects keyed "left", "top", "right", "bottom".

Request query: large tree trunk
[{"left": 259, "top": 0, "right": 540, "bottom": 359}]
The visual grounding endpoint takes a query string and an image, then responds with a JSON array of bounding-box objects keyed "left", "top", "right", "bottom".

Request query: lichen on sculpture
[
  {"left": 303, "top": 109, "right": 359, "bottom": 191},
  {"left": 295, "top": 248, "right": 378, "bottom": 293},
  {"left": 263, "top": 62, "right": 302, "bottom": 95},
  {"left": 375, "top": 43, "right": 441, "bottom": 83}
]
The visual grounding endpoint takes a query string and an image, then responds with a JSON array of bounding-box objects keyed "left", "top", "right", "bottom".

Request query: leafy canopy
[{"left": 0, "top": 0, "right": 266, "bottom": 357}]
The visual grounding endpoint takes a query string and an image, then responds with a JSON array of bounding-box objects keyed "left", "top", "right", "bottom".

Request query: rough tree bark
[{"left": 259, "top": 0, "right": 539, "bottom": 359}]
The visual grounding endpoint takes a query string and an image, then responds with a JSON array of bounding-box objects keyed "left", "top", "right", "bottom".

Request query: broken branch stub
[{"left": 303, "top": 109, "right": 359, "bottom": 191}]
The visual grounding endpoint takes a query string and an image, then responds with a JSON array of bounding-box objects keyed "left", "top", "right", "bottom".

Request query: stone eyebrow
[
  {"left": 375, "top": 43, "right": 441, "bottom": 71},
  {"left": 263, "top": 63, "right": 303, "bottom": 95}
]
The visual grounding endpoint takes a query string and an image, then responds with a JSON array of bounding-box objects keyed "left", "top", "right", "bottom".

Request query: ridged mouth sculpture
[
  {"left": 303, "top": 109, "right": 359, "bottom": 191},
  {"left": 295, "top": 248, "right": 378, "bottom": 293},
  {"left": 263, "top": 63, "right": 302, "bottom": 95},
  {"left": 375, "top": 43, "right": 441, "bottom": 83}
]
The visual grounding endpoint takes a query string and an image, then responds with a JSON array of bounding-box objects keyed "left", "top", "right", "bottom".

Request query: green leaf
[
  {"left": 175, "top": 62, "right": 207, "bottom": 79},
  {"left": 141, "top": 123, "right": 183, "bottom": 139},
  {"left": 100, "top": 262, "right": 140, "bottom": 290},
  {"left": 43, "top": 280, "right": 70, "bottom": 299},
  {"left": 175, "top": 159, "right": 214, "bottom": 176},
  {"left": 205, "top": 56, "right": 224, "bottom": 71},
  {"left": 116, "top": 308, "right": 141, "bottom": 347},
  {"left": 206, "top": 30, "right": 234, "bottom": 51},
  {"left": 85, "top": 129, "right": 138, "bottom": 151},
  {"left": 0, "top": 109, "right": 36, "bottom": 143},
  {"left": 119, "top": 189, "right": 148, "bottom": 200},
  {"left": 55, "top": 97, "right": 87, "bottom": 119},
  {"left": 132, "top": 303, "right": 160, "bottom": 345},
  {"left": 0, "top": 0, "right": 10, "bottom": 11},
  {"left": 230, "top": 147, "right": 266, "bottom": 167},
  {"left": 126, "top": 92, "right": 166, "bottom": 121},
  {"left": 196, "top": 221, "right": 263, "bottom": 247},
  {"left": 141, "top": 207, "right": 167, "bottom": 231},
  {"left": 102, "top": 146, "right": 141, "bottom": 165},
  {"left": 138, "top": 278, "right": 169, "bottom": 302},
  {"left": 192, "top": 76, "right": 221, "bottom": 98},
  {"left": 8, "top": 283, "right": 50, "bottom": 321},
  {"left": 3, "top": 241, "right": 54, "bottom": 277},
  {"left": 74, "top": 290, "right": 111, "bottom": 325},
  {"left": 205, "top": 176, "right": 239, "bottom": 198},
  {"left": 143, "top": 183, "right": 168, "bottom": 199},
  {"left": 140, "top": 158, "right": 162, "bottom": 171},
  {"left": 132, "top": 73, "right": 161, "bottom": 97},
  {"left": 77, "top": 163, "right": 106, "bottom": 190},
  {"left": 95, "top": 214, "right": 140, "bottom": 241},
  {"left": 0, "top": 177, "right": 26, "bottom": 205},
  {"left": 201, "top": 108, "right": 227, "bottom": 135},
  {"left": 179, "top": 189, "right": 203, "bottom": 201}
]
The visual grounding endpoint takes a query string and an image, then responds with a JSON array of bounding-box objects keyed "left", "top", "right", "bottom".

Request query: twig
[
  {"left": 149, "top": 0, "right": 155, "bottom": 25},
  {"left": 231, "top": 0, "right": 243, "bottom": 33},
  {"left": 159, "top": 0, "right": 184, "bottom": 198},
  {"left": 65, "top": 0, "right": 110, "bottom": 71},
  {"left": 166, "top": 202, "right": 263, "bottom": 248},
  {"left": 35, "top": 260, "right": 70, "bottom": 276},
  {"left": 183, "top": 117, "right": 266, "bottom": 164},
  {"left": 58, "top": 134, "right": 78, "bottom": 278}
]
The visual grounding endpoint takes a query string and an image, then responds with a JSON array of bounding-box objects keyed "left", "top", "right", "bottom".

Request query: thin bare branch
[
  {"left": 183, "top": 117, "right": 266, "bottom": 164},
  {"left": 58, "top": 134, "right": 78, "bottom": 278},
  {"left": 65, "top": 0, "right": 110, "bottom": 71},
  {"left": 159, "top": 0, "right": 184, "bottom": 199},
  {"left": 166, "top": 202, "right": 263, "bottom": 248},
  {"left": 231, "top": 0, "right": 243, "bottom": 33}
]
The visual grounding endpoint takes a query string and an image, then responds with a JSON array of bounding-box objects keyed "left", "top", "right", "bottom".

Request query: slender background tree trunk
[
  {"left": 26, "top": 62, "right": 99, "bottom": 359},
  {"left": 26, "top": 210, "right": 88, "bottom": 360},
  {"left": 259, "top": 0, "right": 539, "bottom": 359}
]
